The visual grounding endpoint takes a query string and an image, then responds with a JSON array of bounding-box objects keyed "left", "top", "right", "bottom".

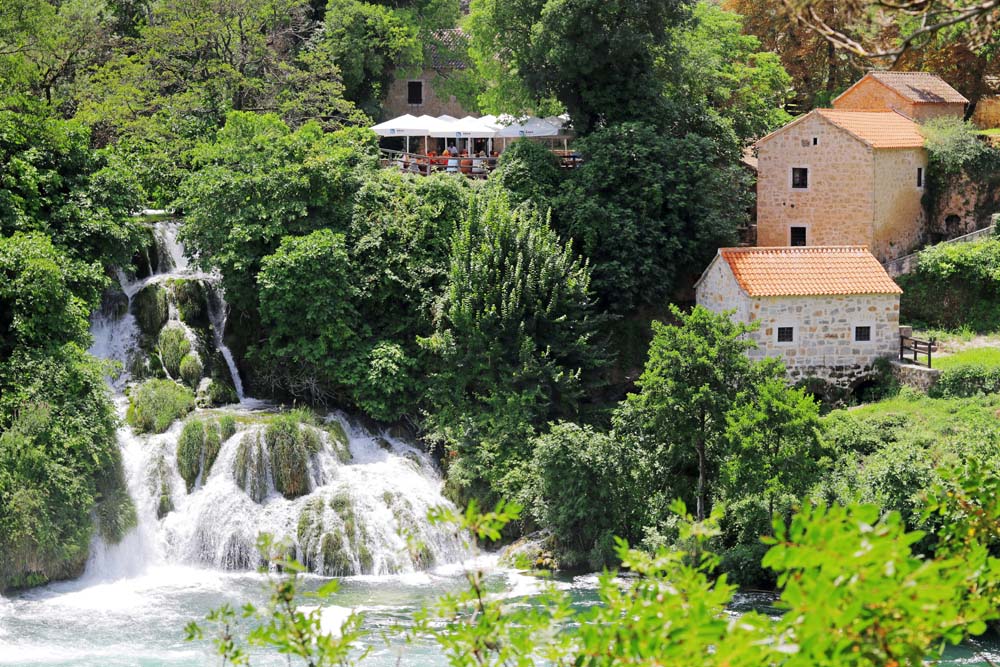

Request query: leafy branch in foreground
[
  {"left": 185, "top": 534, "right": 367, "bottom": 667},
  {"left": 187, "top": 489, "right": 1000, "bottom": 666}
]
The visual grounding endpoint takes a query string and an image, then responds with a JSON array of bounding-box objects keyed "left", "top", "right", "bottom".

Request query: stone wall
[
  {"left": 872, "top": 148, "right": 928, "bottom": 261},
  {"left": 890, "top": 360, "right": 940, "bottom": 392},
  {"left": 747, "top": 293, "right": 900, "bottom": 387},
  {"left": 926, "top": 169, "right": 1000, "bottom": 241},
  {"left": 833, "top": 79, "right": 964, "bottom": 121},
  {"left": 381, "top": 69, "right": 472, "bottom": 120},
  {"left": 694, "top": 254, "right": 750, "bottom": 323},
  {"left": 757, "top": 114, "right": 875, "bottom": 250},
  {"left": 972, "top": 96, "right": 1000, "bottom": 129}
]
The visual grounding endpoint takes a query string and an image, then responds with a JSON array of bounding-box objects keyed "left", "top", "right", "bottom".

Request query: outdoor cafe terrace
[{"left": 372, "top": 113, "right": 579, "bottom": 177}]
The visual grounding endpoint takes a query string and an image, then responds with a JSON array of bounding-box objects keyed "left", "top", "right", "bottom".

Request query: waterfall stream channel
[{"left": 0, "top": 221, "right": 998, "bottom": 665}]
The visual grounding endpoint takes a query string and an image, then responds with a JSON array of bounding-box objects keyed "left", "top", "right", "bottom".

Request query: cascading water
[{"left": 84, "top": 219, "right": 470, "bottom": 581}]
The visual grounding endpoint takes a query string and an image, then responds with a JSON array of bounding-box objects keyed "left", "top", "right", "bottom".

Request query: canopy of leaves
[
  {"left": 421, "top": 188, "right": 606, "bottom": 506},
  {"left": 554, "top": 120, "right": 749, "bottom": 312},
  {"left": 177, "top": 112, "right": 378, "bottom": 314}
]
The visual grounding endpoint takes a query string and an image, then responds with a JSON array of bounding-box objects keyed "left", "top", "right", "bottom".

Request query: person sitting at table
[
  {"left": 446, "top": 151, "right": 459, "bottom": 173},
  {"left": 471, "top": 152, "right": 486, "bottom": 175},
  {"left": 459, "top": 151, "right": 472, "bottom": 174}
]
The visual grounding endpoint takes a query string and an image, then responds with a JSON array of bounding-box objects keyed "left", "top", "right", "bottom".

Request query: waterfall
[{"left": 84, "top": 219, "right": 471, "bottom": 581}]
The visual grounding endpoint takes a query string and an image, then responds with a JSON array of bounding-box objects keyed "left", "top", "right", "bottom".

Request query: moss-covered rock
[
  {"left": 168, "top": 278, "right": 208, "bottom": 328},
  {"left": 205, "top": 378, "right": 238, "bottom": 406},
  {"left": 265, "top": 417, "right": 311, "bottom": 499},
  {"left": 130, "top": 225, "right": 159, "bottom": 279},
  {"left": 94, "top": 460, "right": 137, "bottom": 544},
  {"left": 321, "top": 532, "right": 353, "bottom": 576},
  {"left": 126, "top": 379, "right": 195, "bottom": 434},
  {"left": 132, "top": 283, "right": 169, "bottom": 339},
  {"left": 157, "top": 326, "right": 191, "bottom": 379},
  {"left": 219, "top": 414, "right": 237, "bottom": 441},
  {"left": 234, "top": 432, "right": 268, "bottom": 503},
  {"left": 177, "top": 419, "right": 204, "bottom": 492},
  {"left": 324, "top": 420, "right": 351, "bottom": 463},
  {"left": 99, "top": 287, "right": 129, "bottom": 320},
  {"left": 148, "top": 454, "right": 174, "bottom": 519},
  {"left": 179, "top": 352, "right": 203, "bottom": 388}
]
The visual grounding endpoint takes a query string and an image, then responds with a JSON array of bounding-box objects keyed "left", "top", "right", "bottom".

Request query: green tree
[
  {"left": 490, "top": 138, "right": 562, "bottom": 209},
  {"left": 314, "top": 0, "right": 421, "bottom": 117},
  {"left": 722, "top": 377, "right": 823, "bottom": 527},
  {"left": 668, "top": 2, "right": 791, "bottom": 143},
  {"left": 421, "top": 189, "right": 606, "bottom": 506},
  {"left": 0, "top": 108, "right": 142, "bottom": 267},
  {"left": 178, "top": 113, "right": 378, "bottom": 314},
  {"left": 256, "top": 229, "right": 363, "bottom": 404},
  {"left": 532, "top": 422, "right": 645, "bottom": 568},
  {"left": 555, "top": 121, "right": 748, "bottom": 312},
  {"left": 624, "top": 305, "right": 778, "bottom": 520},
  {"left": 465, "top": 0, "right": 691, "bottom": 130}
]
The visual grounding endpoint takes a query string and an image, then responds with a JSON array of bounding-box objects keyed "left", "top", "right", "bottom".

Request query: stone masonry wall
[
  {"left": 872, "top": 148, "right": 928, "bottom": 261},
  {"left": 695, "top": 256, "right": 751, "bottom": 323},
  {"left": 834, "top": 80, "right": 916, "bottom": 116},
  {"left": 382, "top": 69, "right": 472, "bottom": 121},
  {"left": 747, "top": 293, "right": 900, "bottom": 387},
  {"left": 757, "top": 114, "right": 875, "bottom": 249}
]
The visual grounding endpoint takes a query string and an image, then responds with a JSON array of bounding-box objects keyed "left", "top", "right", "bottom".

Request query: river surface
[{"left": 1, "top": 563, "right": 999, "bottom": 666}]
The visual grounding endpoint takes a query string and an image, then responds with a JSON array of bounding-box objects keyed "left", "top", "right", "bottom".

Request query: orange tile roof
[
  {"left": 816, "top": 109, "right": 925, "bottom": 149},
  {"left": 867, "top": 71, "right": 968, "bottom": 104},
  {"left": 718, "top": 246, "right": 903, "bottom": 297}
]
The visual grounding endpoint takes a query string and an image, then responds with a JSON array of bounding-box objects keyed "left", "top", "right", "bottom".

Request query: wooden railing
[
  {"left": 378, "top": 147, "right": 583, "bottom": 176},
  {"left": 900, "top": 334, "right": 936, "bottom": 368}
]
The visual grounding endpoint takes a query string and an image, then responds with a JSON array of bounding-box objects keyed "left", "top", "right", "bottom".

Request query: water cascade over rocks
[{"left": 85, "top": 219, "right": 470, "bottom": 579}]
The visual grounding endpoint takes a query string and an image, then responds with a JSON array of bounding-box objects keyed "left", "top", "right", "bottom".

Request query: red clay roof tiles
[
  {"left": 816, "top": 109, "right": 925, "bottom": 149},
  {"left": 719, "top": 246, "right": 903, "bottom": 297}
]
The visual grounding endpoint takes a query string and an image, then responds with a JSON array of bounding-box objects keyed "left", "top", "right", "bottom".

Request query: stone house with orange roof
[
  {"left": 755, "top": 72, "right": 968, "bottom": 263},
  {"left": 833, "top": 71, "right": 968, "bottom": 122},
  {"left": 695, "top": 246, "right": 902, "bottom": 387}
]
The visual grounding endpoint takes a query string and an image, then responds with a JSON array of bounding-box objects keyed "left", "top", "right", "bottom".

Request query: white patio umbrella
[
  {"left": 495, "top": 116, "right": 560, "bottom": 138},
  {"left": 429, "top": 115, "right": 498, "bottom": 153},
  {"left": 371, "top": 114, "right": 427, "bottom": 154}
]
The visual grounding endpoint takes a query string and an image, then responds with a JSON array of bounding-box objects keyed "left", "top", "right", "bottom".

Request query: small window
[
  {"left": 790, "top": 226, "right": 807, "bottom": 247},
  {"left": 917, "top": 167, "right": 924, "bottom": 188},
  {"left": 777, "top": 326, "right": 794, "bottom": 343},
  {"left": 407, "top": 80, "right": 423, "bottom": 105},
  {"left": 792, "top": 167, "right": 809, "bottom": 189},
  {"left": 855, "top": 325, "right": 872, "bottom": 342},
  {"left": 812, "top": 137, "right": 818, "bottom": 146}
]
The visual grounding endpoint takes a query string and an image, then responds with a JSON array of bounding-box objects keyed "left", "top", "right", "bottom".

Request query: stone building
[
  {"left": 381, "top": 29, "right": 474, "bottom": 120},
  {"left": 833, "top": 71, "right": 968, "bottom": 122},
  {"left": 694, "top": 246, "right": 902, "bottom": 388},
  {"left": 755, "top": 108, "right": 928, "bottom": 263}
]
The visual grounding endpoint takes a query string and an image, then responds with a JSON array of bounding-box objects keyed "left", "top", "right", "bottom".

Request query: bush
[
  {"left": 930, "top": 364, "right": 1000, "bottom": 398},
  {"left": 179, "top": 353, "right": 203, "bottom": 388},
  {"left": 234, "top": 433, "right": 268, "bottom": 503},
  {"left": 125, "top": 379, "right": 195, "bottom": 434},
  {"left": 205, "top": 378, "right": 238, "bottom": 406},
  {"left": 169, "top": 279, "right": 207, "bottom": 327},
  {"left": 491, "top": 138, "right": 562, "bottom": 208}
]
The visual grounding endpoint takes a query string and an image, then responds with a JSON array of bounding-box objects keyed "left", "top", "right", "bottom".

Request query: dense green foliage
[
  {"left": 898, "top": 238, "right": 1000, "bottom": 331},
  {"left": 191, "top": 497, "right": 1000, "bottom": 667},
  {"left": 554, "top": 121, "right": 749, "bottom": 311},
  {"left": 177, "top": 418, "right": 224, "bottom": 493},
  {"left": 0, "top": 228, "right": 134, "bottom": 590},
  {"left": 421, "top": 189, "right": 606, "bottom": 507},
  {"left": 126, "top": 379, "right": 196, "bottom": 434}
]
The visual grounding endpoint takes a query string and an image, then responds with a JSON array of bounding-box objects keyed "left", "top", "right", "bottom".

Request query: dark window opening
[
  {"left": 777, "top": 327, "right": 794, "bottom": 343},
  {"left": 407, "top": 80, "right": 423, "bottom": 105},
  {"left": 812, "top": 137, "right": 818, "bottom": 146},
  {"left": 855, "top": 326, "right": 872, "bottom": 342},
  {"left": 792, "top": 167, "right": 809, "bottom": 189},
  {"left": 790, "top": 226, "right": 807, "bottom": 247},
  {"left": 917, "top": 167, "right": 924, "bottom": 188}
]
